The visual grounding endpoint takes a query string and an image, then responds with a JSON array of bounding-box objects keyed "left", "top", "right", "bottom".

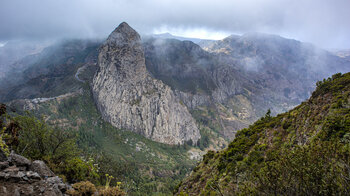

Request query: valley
[
  {"left": 177, "top": 72, "right": 350, "bottom": 195},
  {"left": 0, "top": 22, "right": 349, "bottom": 195}
]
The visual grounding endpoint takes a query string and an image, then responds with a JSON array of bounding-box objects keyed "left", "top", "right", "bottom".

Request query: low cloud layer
[{"left": 1, "top": 0, "right": 349, "bottom": 49}]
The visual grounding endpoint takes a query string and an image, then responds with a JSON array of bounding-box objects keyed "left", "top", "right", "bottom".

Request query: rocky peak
[
  {"left": 105, "top": 22, "right": 141, "bottom": 48},
  {"left": 92, "top": 22, "right": 200, "bottom": 145},
  {"left": 98, "top": 22, "right": 147, "bottom": 82}
]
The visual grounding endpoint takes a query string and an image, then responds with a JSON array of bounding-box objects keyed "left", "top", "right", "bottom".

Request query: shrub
[
  {"left": 13, "top": 114, "right": 78, "bottom": 162},
  {"left": 99, "top": 186, "right": 125, "bottom": 196},
  {"left": 63, "top": 157, "right": 99, "bottom": 183},
  {"left": 67, "top": 181, "right": 97, "bottom": 196},
  {"left": 3, "top": 113, "right": 99, "bottom": 183},
  {"left": 203, "top": 150, "right": 215, "bottom": 164}
]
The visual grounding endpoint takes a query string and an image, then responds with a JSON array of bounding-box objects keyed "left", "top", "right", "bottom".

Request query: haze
[{"left": 0, "top": 0, "right": 349, "bottom": 49}]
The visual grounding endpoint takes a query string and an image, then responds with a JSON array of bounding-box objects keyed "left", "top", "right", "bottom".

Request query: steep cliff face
[
  {"left": 92, "top": 22, "right": 200, "bottom": 145},
  {"left": 144, "top": 34, "right": 350, "bottom": 141}
]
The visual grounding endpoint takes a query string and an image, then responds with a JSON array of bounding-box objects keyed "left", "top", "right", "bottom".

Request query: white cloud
[
  {"left": 153, "top": 25, "right": 231, "bottom": 40},
  {"left": 0, "top": 0, "right": 349, "bottom": 48},
  {"left": 0, "top": 42, "right": 7, "bottom": 47}
]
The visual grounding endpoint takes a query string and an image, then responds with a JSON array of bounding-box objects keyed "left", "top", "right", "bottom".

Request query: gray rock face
[
  {"left": 174, "top": 90, "right": 211, "bottom": 109},
  {"left": 0, "top": 153, "right": 69, "bottom": 196},
  {"left": 9, "top": 153, "right": 31, "bottom": 169},
  {"left": 0, "top": 161, "right": 9, "bottom": 169},
  {"left": 30, "top": 160, "right": 54, "bottom": 178},
  {"left": 144, "top": 34, "right": 350, "bottom": 142},
  {"left": 92, "top": 22, "right": 200, "bottom": 145}
]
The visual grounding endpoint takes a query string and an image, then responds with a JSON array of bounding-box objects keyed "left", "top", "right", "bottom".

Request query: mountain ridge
[
  {"left": 2, "top": 26, "right": 349, "bottom": 143},
  {"left": 1, "top": 23, "right": 350, "bottom": 195},
  {"left": 176, "top": 72, "right": 350, "bottom": 195}
]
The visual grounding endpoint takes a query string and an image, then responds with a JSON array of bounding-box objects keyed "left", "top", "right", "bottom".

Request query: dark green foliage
[
  {"left": 177, "top": 72, "right": 350, "bottom": 195},
  {"left": 0, "top": 112, "right": 100, "bottom": 183},
  {"left": 190, "top": 105, "right": 228, "bottom": 151},
  {"left": 13, "top": 114, "right": 77, "bottom": 162},
  {"left": 244, "top": 140, "right": 350, "bottom": 195},
  {"left": 314, "top": 73, "right": 350, "bottom": 97},
  {"left": 197, "top": 129, "right": 210, "bottom": 150},
  {"left": 63, "top": 157, "right": 99, "bottom": 183},
  {"left": 203, "top": 151, "right": 215, "bottom": 164},
  {"left": 322, "top": 112, "right": 350, "bottom": 139},
  {"left": 27, "top": 86, "right": 196, "bottom": 195}
]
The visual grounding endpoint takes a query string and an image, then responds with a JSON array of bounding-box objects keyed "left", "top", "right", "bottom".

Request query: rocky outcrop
[
  {"left": 30, "top": 160, "right": 55, "bottom": 178},
  {"left": 92, "top": 22, "right": 200, "bottom": 145},
  {"left": 145, "top": 33, "right": 350, "bottom": 142},
  {"left": 174, "top": 90, "right": 211, "bottom": 109},
  {"left": 0, "top": 152, "right": 69, "bottom": 196}
]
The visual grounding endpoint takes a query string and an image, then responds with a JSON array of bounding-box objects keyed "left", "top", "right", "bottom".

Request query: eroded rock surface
[
  {"left": 92, "top": 22, "right": 200, "bottom": 145},
  {"left": 0, "top": 152, "right": 69, "bottom": 196}
]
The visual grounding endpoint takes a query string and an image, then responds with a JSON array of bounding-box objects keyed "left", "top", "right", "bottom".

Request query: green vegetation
[
  {"left": 67, "top": 180, "right": 126, "bottom": 196},
  {"left": 67, "top": 181, "right": 98, "bottom": 196},
  {"left": 2, "top": 84, "right": 197, "bottom": 194},
  {"left": 191, "top": 106, "right": 228, "bottom": 150},
  {"left": 16, "top": 84, "right": 197, "bottom": 195},
  {"left": 177, "top": 73, "right": 350, "bottom": 195},
  {"left": 0, "top": 108, "right": 100, "bottom": 185}
]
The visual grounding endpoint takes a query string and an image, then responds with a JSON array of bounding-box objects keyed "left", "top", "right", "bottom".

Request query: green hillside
[
  {"left": 177, "top": 72, "right": 350, "bottom": 195},
  {"left": 7, "top": 84, "right": 199, "bottom": 195}
]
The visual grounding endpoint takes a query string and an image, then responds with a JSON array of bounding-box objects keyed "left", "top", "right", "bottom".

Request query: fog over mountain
[
  {"left": 1, "top": 1, "right": 350, "bottom": 194},
  {"left": 0, "top": 0, "right": 349, "bottom": 49}
]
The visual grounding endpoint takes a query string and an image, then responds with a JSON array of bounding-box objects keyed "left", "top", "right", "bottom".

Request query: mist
[{"left": 0, "top": 0, "right": 349, "bottom": 49}]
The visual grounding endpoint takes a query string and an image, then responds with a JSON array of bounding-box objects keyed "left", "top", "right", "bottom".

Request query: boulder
[
  {"left": 0, "top": 153, "right": 67, "bottom": 196},
  {"left": 25, "top": 171, "right": 41, "bottom": 180},
  {"left": 0, "top": 161, "right": 9, "bottom": 169},
  {"left": 30, "top": 160, "right": 54, "bottom": 177},
  {"left": 8, "top": 153, "right": 31, "bottom": 168},
  {"left": 3, "top": 166, "right": 19, "bottom": 173}
]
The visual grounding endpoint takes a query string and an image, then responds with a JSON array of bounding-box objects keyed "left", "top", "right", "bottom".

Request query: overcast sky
[{"left": 0, "top": 0, "right": 349, "bottom": 49}]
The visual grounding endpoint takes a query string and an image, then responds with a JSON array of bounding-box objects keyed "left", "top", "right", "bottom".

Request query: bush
[
  {"left": 67, "top": 181, "right": 97, "bottom": 196},
  {"left": 99, "top": 186, "right": 125, "bottom": 196},
  {"left": 203, "top": 150, "right": 215, "bottom": 164},
  {"left": 67, "top": 178, "right": 126, "bottom": 196},
  {"left": 63, "top": 157, "right": 99, "bottom": 183},
  {"left": 13, "top": 114, "right": 78, "bottom": 162},
  {"left": 3, "top": 113, "right": 100, "bottom": 183},
  {"left": 244, "top": 140, "right": 350, "bottom": 195}
]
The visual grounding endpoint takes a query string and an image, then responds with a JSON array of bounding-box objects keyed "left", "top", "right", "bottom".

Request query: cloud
[
  {"left": 153, "top": 26, "right": 231, "bottom": 40},
  {"left": 0, "top": 0, "right": 349, "bottom": 48}
]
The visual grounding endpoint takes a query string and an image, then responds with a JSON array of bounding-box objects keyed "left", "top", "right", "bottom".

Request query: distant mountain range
[
  {"left": 1, "top": 22, "right": 350, "bottom": 194},
  {"left": 147, "top": 32, "right": 210, "bottom": 44},
  {"left": 1, "top": 23, "right": 350, "bottom": 143}
]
